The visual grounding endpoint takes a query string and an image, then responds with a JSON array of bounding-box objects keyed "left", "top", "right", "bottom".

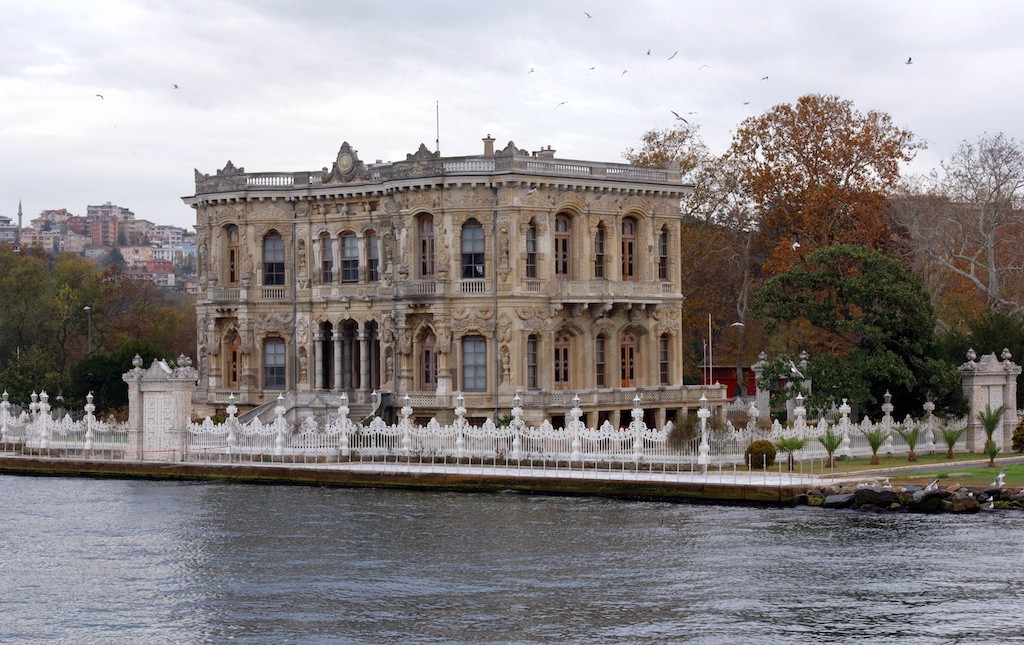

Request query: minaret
[{"left": 15, "top": 200, "right": 22, "bottom": 249}]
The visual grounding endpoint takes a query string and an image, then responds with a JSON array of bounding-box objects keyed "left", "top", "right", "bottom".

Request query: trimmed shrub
[
  {"left": 744, "top": 439, "right": 777, "bottom": 470},
  {"left": 1013, "top": 416, "right": 1024, "bottom": 453}
]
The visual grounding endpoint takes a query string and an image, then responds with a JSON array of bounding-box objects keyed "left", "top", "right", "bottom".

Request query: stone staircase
[{"left": 237, "top": 391, "right": 382, "bottom": 426}]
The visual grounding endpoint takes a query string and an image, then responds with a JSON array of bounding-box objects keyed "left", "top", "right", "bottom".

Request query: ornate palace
[{"left": 185, "top": 137, "right": 725, "bottom": 427}]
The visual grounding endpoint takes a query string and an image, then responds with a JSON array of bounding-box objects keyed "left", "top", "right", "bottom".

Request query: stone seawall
[{"left": 0, "top": 456, "right": 801, "bottom": 507}]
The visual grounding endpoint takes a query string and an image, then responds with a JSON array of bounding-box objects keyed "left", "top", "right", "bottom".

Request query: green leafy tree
[
  {"left": 752, "top": 244, "right": 962, "bottom": 417},
  {"left": 66, "top": 341, "right": 163, "bottom": 413}
]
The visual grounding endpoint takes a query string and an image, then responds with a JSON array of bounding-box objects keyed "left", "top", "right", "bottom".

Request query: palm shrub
[
  {"left": 942, "top": 426, "right": 967, "bottom": 459},
  {"left": 862, "top": 427, "right": 888, "bottom": 465},
  {"left": 818, "top": 429, "right": 843, "bottom": 468},
  {"left": 775, "top": 436, "right": 808, "bottom": 472},
  {"left": 895, "top": 425, "right": 921, "bottom": 462},
  {"left": 978, "top": 404, "right": 1008, "bottom": 467}
]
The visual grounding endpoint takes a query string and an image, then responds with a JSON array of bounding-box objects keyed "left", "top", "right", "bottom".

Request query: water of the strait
[{"left": 1, "top": 475, "right": 1022, "bottom": 644}]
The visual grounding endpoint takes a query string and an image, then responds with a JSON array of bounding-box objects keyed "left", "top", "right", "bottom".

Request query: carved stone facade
[{"left": 185, "top": 138, "right": 726, "bottom": 426}]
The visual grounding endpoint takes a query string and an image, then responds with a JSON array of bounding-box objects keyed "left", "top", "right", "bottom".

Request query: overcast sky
[{"left": 3, "top": 0, "right": 1024, "bottom": 230}]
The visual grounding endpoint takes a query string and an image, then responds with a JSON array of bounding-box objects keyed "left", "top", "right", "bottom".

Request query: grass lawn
[{"left": 801, "top": 452, "right": 1024, "bottom": 487}]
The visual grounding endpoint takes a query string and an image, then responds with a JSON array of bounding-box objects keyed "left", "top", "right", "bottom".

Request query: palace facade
[{"left": 185, "top": 137, "right": 725, "bottom": 427}]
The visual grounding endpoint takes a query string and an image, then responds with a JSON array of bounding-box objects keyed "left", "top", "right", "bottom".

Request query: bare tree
[{"left": 894, "top": 133, "right": 1024, "bottom": 313}]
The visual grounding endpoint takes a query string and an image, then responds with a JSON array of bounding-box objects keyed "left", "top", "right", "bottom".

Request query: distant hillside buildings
[{"left": 1, "top": 200, "right": 196, "bottom": 291}]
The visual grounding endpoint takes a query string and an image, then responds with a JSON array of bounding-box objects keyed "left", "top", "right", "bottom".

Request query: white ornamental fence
[
  {"left": 183, "top": 391, "right": 974, "bottom": 468},
  {"left": 0, "top": 391, "right": 130, "bottom": 460}
]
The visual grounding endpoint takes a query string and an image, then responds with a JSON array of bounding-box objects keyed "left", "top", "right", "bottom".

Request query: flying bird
[
  {"left": 670, "top": 110, "right": 688, "bottom": 123},
  {"left": 905, "top": 56, "right": 913, "bottom": 65},
  {"left": 761, "top": 76, "right": 769, "bottom": 80},
  {"left": 788, "top": 360, "right": 804, "bottom": 380},
  {"left": 584, "top": 11, "right": 592, "bottom": 18},
  {"left": 667, "top": 51, "right": 677, "bottom": 60},
  {"left": 588, "top": 66, "right": 595, "bottom": 70},
  {"left": 621, "top": 69, "right": 628, "bottom": 75},
  {"left": 557, "top": 101, "right": 567, "bottom": 107},
  {"left": 698, "top": 64, "right": 709, "bottom": 71},
  {"left": 528, "top": 68, "right": 535, "bottom": 74},
  {"left": 173, "top": 84, "right": 179, "bottom": 89},
  {"left": 791, "top": 241, "right": 801, "bottom": 250},
  {"left": 646, "top": 49, "right": 651, "bottom": 55},
  {"left": 96, "top": 94, "right": 104, "bottom": 100},
  {"left": 742, "top": 101, "right": 750, "bottom": 105},
  {"left": 527, "top": 187, "right": 537, "bottom": 194}
]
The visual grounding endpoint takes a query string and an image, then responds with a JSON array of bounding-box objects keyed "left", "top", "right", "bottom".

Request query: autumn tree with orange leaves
[{"left": 729, "top": 94, "right": 924, "bottom": 270}]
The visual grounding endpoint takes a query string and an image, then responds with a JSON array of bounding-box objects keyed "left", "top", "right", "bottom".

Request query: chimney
[
  {"left": 534, "top": 145, "right": 556, "bottom": 159},
  {"left": 482, "top": 134, "right": 495, "bottom": 156}
]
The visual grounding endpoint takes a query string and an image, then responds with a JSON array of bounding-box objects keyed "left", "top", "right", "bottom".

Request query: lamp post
[
  {"left": 730, "top": 321, "right": 745, "bottom": 399},
  {"left": 83, "top": 306, "right": 92, "bottom": 354}
]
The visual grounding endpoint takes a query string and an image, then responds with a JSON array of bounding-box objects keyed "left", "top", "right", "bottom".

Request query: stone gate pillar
[
  {"left": 960, "top": 349, "right": 1021, "bottom": 451},
  {"left": 123, "top": 355, "right": 199, "bottom": 462},
  {"left": 752, "top": 352, "right": 770, "bottom": 421}
]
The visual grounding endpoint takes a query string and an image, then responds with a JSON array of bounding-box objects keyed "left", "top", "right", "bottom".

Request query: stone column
[
  {"left": 752, "top": 352, "right": 770, "bottom": 421},
  {"left": 359, "top": 327, "right": 370, "bottom": 398},
  {"left": 333, "top": 332, "right": 343, "bottom": 393},
  {"left": 960, "top": 349, "right": 1022, "bottom": 451}
]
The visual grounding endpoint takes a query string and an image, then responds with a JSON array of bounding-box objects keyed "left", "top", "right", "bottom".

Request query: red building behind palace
[{"left": 703, "top": 365, "right": 757, "bottom": 399}]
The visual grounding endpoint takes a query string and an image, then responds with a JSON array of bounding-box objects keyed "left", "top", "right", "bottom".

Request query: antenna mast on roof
[{"left": 435, "top": 100, "right": 440, "bottom": 154}]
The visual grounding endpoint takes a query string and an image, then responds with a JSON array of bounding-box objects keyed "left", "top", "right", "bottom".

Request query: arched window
[
  {"left": 319, "top": 233, "right": 334, "bottom": 284},
  {"left": 619, "top": 332, "right": 637, "bottom": 387},
  {"left": 554, "top": 213, "right": 571, "bottom": 276},
  {"left": 264, "top": 337, "right": 286, "bottom": 390},
  {"left": 595, "top": 334, "right": 607, "bottom": 387},
  {"left": 421, "top": 330, "right": 437, "bottom": 390},
  {"left": 462, "top": 335, "right": 486, "bottom": 391},
  {"left": 263, "top": 231, "right": 285, "bottom": 285},
  {"left": 340, "top": 232, "right": 358, "bottom": 283},
  {"left": 225, "top": 224, "right": 239, "bottom": 285},
  {"left": 554, "top": 332, "right": 570, "bottom": 389},
  {"left": 525, "top": 220, "right": 537, "bottom": 279},
  {"left": 526, "top": 334, "right": 539, "bottom": 389},
  {"left": 594, "top": 225, "right": 606, "bottom": 279},
  {"left": 461, "top": 219, "right": 485, "bottom": 279},
  {"left": 621, "top": 218, "right": 636, "bottom": 281},
  {"left": 365, "top": 230, "right": 378, "bottom": 282},
  {"left": 659, "top": 334, "right": 670, "bottom": 385},
  {"left": 418, "top": 214, "right": 434, "bottom": 277},
  {"left": 658, "top": 226, "right": 669, "bottom": 281}
]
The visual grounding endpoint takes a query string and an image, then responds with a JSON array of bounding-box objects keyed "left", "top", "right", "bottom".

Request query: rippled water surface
[{"left": 1, "top": 475, "right": 1023, "bottom": 644}]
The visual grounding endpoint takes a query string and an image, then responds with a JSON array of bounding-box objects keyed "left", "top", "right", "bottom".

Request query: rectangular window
[
  {"left": 367, "top": 234, "right": 379, "bottom": 282},
  {"left": 263, "top": 236, "right": 285, "bottom": 286},
  {"left": 341, "top": 234, "right": 359, "bottom": 283},
  {"left": 594, "top": 230, "right": 605, "bottom": 278},
  {"left": 595, "top": 337, "right": 606, "bottom": 387},
  {"left": 525, "top": 227, "right": 537, "bottom": 279},
  {"left": 658, "top": 232, "right": 668, "bottom": 281},
  {"left": 659, "top": 336, "right": 670, "bottom": 385},
  {"left": 264, "top": 339, "right": 286, "bottom": 390},
  {"left": 463, "top": 336, "right": 487, "bottom": 392},
  {"left": 554, "top": 339, "right": 570, "bottom": 389},
  {"left": 527, "top": 336, "right": 538, "bottom": 389},
  {"left": 321, "top": 236, "right": 334, "bottom": 283}
]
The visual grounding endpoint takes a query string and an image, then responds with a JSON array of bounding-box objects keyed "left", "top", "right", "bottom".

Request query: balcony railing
[
  {"left": 554, "top": 280, "right": 663, "bottom": 299},
  {"left": 459, "top": 279, "right": 488, "bottom": 295}
]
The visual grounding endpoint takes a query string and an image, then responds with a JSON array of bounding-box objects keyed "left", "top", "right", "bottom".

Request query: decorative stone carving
[{"left": 195, "top": 161, "right": 245, "bottom": 193}]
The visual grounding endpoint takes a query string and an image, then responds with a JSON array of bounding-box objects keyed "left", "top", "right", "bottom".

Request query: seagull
[
  {"left": 761, "top": 76, "right": 769, "bottom": 80},
  {"left": 584, "top": 11, "right": 592, "bottom": 18},
  {"left": 557, "top": 101, "right": 567, "bottom": 106},
  {"left": 905, "top": 56, "right": 913, "bottom": 65},
  {"left": 527, "top": 187, "right": 537, "bottom": 194},
  {"left": 621, "top": 70, "right": 628, "bottom": 75},
  {"left": 646, "top": 49, "right": 651, "bottom": 55},
  {"left": 96, "top": 94, "right": 104, "bottom": 100},
  {"left": 667, "top": 51, "right": 678, "bottom": 60},
  {"left": 670, "top": 110, "right": 688, "bottom": 123},
  {"left": 528, "top": 68, "right": 535, "bottom": 74},
  {"left": 788, "top": 360, "right": 804, "bottom": 380},
  {"left": 882, "top": 478, "right": 892, "bottom": 490},
  {"left": 742, "top": 101, "right": 750, "bottom": 105},
  {"left": 698, "top": 64, "right": 709, "bottom": 71},
  {"left": 173, "top": 84, "right": 179, "bottom": 89},
  {"left": 924, "top": 479, "right": 939, "bottom": 492},
  {"left": 997, "top": 469, "right": 1006, "bottom": 487},
  {"left": 792, "top": 241, "right": 801, "bottom": 250},
  {"left": 588, "top": 66, "right": 595, "bottom": 70}
]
